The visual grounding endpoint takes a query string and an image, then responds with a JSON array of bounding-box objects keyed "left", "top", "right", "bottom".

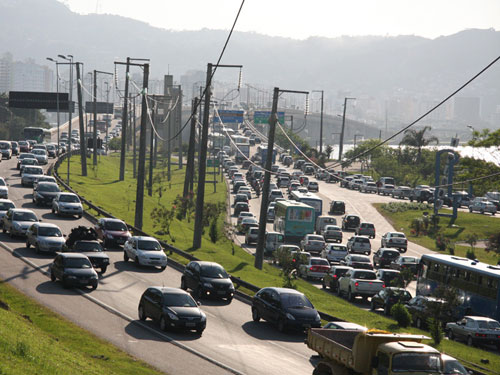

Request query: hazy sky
[{"left": 61, "top": 0, "right": 499, "bottom": 40}]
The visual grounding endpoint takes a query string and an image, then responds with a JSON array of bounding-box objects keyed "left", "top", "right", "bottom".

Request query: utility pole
[
  {"left": 183, "top": 97, "right": 198, "bottom": 197},
  {"left": 134, "top": 63, "right": 149, "bottom": 230},
  {"left": 75, "top": 62, "right": 87, "bottom": 176},
  {"left": 119, "top": 57, "right": 130, "bottom": 180},
  {"left": 58, "top": 54, "right": 74, "bottom": 184},
  {"left": 255, "top": 87, "right": 308, "bottom": 270},
  {"left": 178, "top": 88, "right": 183, "bottom": 169},
  {"left": 319, "top": 90, "right": 324, "bottom": 154},
  {"left": 338, "top": 97, "right": 355, "bottom": 162},
  {"left": 148, "top": 99, "right": 154, "bottom": 196},
  {"left": 93, "top": 69, "right": 98, "bottom": 165},
  {"left": 132, "top": 94, "right": 137, "bottom": 178},
  {"left": 105, "top": 82, "right": 110, "bottom": 154}
]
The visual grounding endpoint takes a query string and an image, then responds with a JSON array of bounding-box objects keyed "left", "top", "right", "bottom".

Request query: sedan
[
  {"left": 33, "top": 182, "right": 60, "bottom": 206},
  {"left": 18, "top": 157, "right": 38, "bottom": 172},
  {"left": 390, "top": 256, "right": 419, "bottom": 274},
  {"left": 381, "top": 231, "right": 408, "bottom": 252},
  {"left": 95, "top": 217, "right": 131, "bottom": 247},
  {"left": 50, "top": 253, "right": 98, "bottom": 290},
  {"left": 446, "top": 316, "right": 500, "bottom": 348},
  {"left": 2, "top": 208, "right": 39, "bottom": 237},
  {"left": 233, "top": 202, "right": 249, "bottom": 217},
  {"left": 21, "top": 166, "right": 44, "bottom": 187},
  {"left": 181, "top": 261, "right": 235, "bottom": 302},
  {"left": 70, "top": 240, "right": 110, "bottom": 274},
  {"left": 138, "top": 287, "right": 206, "bottom": 334},
  {"left": 0, "top": 177, "right": 8, "bottom": 199},
  {"left": 370, "top": 287, "right": 412, "bottom": 315},
  {"left": 322, "top": 225, "right": 342, "bottom": 243},
  {"left": 31, "top": 149, "right": 48, "bottom": 165},
  {"left": 0, "top": 199, "right": 15, "bottom": 226},
  {"left": 322, "top": 266, "right": 352, "bottom": 292},
  {"left": 52, "top": 193, "right": 83, "bottom": 218},
  {"left": 237, "top": 211, "right": 255, "bottom": 226},
  {"left": 26, "top": 222, "right": 65, "bottom": 254},
  {"left": 123, "top": 236, "right": 167, "bottom": 270},
  {"left": 234, "top": 193, "right": 249, "bottom": 206},
  {"left": 239, "top": 217, "right": 259, "bottom": 233},
  {"left": 298, "top": 257, "right": 331, "bottom": 280},
  {"left": 342, "top": 254, "right": 373, "bottom": 270},
  {"left": 300, "top": 234, "right": 326, "bottom": 255}
]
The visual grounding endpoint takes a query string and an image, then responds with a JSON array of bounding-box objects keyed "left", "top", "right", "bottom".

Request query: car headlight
[
  {"left": 315, "top": 313, "right": 321, "bottom": 322},
  {"left": 229, "top": 284, "right": 235, "bottom": 291},
  {"left": 106, "top": 234, "right": 114, "bottom": 239},
  {"left": 286, "top": 313, "right": 295, "bottom": 321},
  {"left": 203, "top": 282, "right": 213, "bottom": 288},
  {"left": 167, "top": 312, "right": 179, "bottom": 320}
]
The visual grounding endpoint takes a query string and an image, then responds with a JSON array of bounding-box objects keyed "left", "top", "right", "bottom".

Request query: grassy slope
[
  {"left": 0, "top": 281, "right": 163, "bottom": 375},
  {"left": 58, "top": 154, "right": 500, "bottom": 371}
]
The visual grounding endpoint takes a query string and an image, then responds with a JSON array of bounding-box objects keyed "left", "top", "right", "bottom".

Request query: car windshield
[
  {"left": 64, "top": 257, "right": 93, "bottom": 269},
  {"left": 402, "top": 257, "right": 417, "bottom": 263},
  {"left": 392, "top": 353, "right": 441, "bottom": 373},
  {"left": 163, "top": 293, "right": 197, "bottom": 307},
  {"left": 104, "top": 221, "right": 127, "bottom": 231},
  {"left": 309, "top": 236, "right": 324, "bottom": 241},
  {"left": 38, "top": 184, "right": 60, "bottom": 192},
  {"left": 384, "top": 251, "right": 400, "bottom": 258},
  {"left": 477, "top": 320, "right": 500, "bottom": 329},
  {"left": 392, "top": 233, "right": 406, "bottom": 238},
  {"left": 351, "top": 256, "right": 369, "bottom": 262},
  {"left": 38, "top": 227, "right": 62, "bottom": 237},
  {"left": 32, "top": 150, "right": 45, "bottom": 155},
  {"left": 201, "top": 265, "right": 229, "bottom": 279},
  {"left": 138, "top": 240, "right": 161, "bottom": 251},
  {"left": 328, "top": 245, "right": 347, "bottom": 251},
  {"left": 280, "top": 293, "right": 314, "bottom": 309},
  {"left": 13, "top": 212, "right": 37, "bottom": 221},
  {"left": 59, "top": 194, "right": 80, "bottom": 203},
  {"left": 353, "top": 271, "right": 376, "bottom": 279},
  {"left": 74, "top": 241, "right": 103, "bottom": 252},
  {"left": 22, "top": 159, "right": 37, "bottom": 165},
  {"left": 311, "top": 259, "right": 329, "bottom": 266},
  {"left": 0, "top": 202, "right": 14, "bottom": 211}
]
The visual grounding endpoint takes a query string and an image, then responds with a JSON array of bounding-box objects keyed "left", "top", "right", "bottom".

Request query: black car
[
  {"left": 329, "top": 200, "right": 345, "bottom": 215},
  {"left": 138, "top": 287, "right": 206, "bottom": 334},
  {"left": 254, "top": 137, "right": 261, "bottom": 144},
  {"left": 370, "top": 287, "right": 412, "bottom": 315},
  {"left": 373, "top": 248, "right": 400, "bottom": 268},
  {"left": 342, "top": 214, "right": 360, "bottom": 231},
  {"left": 233, "top": 202, "right": 249, "bottom": 217},
  {"left": 70, "top": 240, "right": 110, "bottom": 274},
  {"left": 50, "top": 253, "right": 98, "bottom": 290},
  {"left": 181, "top": 261, "right": 234, "bottom": 302},
  {"left": 33, "top": 182, "right": 61, "bottom": 206},
  {"left": 322, "top": 266, "right": 352, "bottom": 292},
  {"left": 251, "top": 287, "right": 321, "bottom": 332},
  {"left": 405, "top": 295, "right": 451, "bottom": 329}
]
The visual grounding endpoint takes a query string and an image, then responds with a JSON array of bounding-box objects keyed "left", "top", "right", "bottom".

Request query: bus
[
  {"left": 257, "top": 146, "right": 276, "bottom": 166},
  {"left": 289, "top": 191, "right": 323, "bottom": 222},
  {"left": 232, "top": 143, "right": 250, "bottom": 163},
  {"left": 274, "top": 200, "right": 315, "bottom": 243},
  {"left": 23, "top": 127, "right": 51, "bottom": 144},
  {"left": 417, "top": 253, "right": 500, "bottom": 320},
  {"left": 209, "top": 133, "right": 225, "bottom": 151}
]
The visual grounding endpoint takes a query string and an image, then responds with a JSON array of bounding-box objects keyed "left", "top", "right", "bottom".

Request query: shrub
[
  {"left": 466, "top": 248, "right": 476, "bottom": 260},
  {"left": 209, "top": 218, "right": 218, "bottom": 243},
  {"left": 391, "top": 302, "right": 412, "bottom": 327},
  {"left": 428, "top": 318, "right": 444, "bottom": 345}
]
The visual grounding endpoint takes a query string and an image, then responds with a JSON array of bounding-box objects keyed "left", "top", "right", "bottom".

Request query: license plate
[
  {"left": 80, "top": 279, "right": 88, "bottom": 284},
  {"left": 217, "top": 290, "right": 226, "bottom": 295},
  {"left": 117, "top": 239, "right": 125, "bottom": 244},
  {"left": 186, "top": 322, "right": 196, "bottom": 327}
]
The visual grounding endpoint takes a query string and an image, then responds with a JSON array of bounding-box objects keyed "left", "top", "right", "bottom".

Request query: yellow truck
[{"left": 306, "top": 328, "right": 442, "bottom": 375}]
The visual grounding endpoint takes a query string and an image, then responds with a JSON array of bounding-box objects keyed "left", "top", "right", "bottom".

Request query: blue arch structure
[{"left": 433, "top": 149, "right": 460, "bottom": 219}]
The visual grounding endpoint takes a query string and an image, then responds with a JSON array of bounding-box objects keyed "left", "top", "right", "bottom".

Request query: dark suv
[
  {"left": 181, "top": 261, "right": 235, "bottom": 302},
  {"left": 322, "top": 266, "right": 352, "bottom": 292},
  {"left": 342, "top": 214, "right": 360, "bottom": 231},
  {"left": 70, "top": 240, "right": 110, "bottom": 274},
  {"left": 373, "top": 248, "right": 401, "bottom": 268}
]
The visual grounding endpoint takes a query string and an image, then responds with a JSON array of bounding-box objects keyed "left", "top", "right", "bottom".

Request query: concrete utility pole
[
  {"left": 177, "top": 88, "right": 183, "bottom": 169},
  {"left": 75, "top": 62, "right": 87, "bottom": 176},
  {"left": 318, "top": 90, "right": 324, "bottom": 154},
  {"left": 255, "top": 87, "right": 309, "bottom": 270},
  {"left": 132, "top": 95, "right": 137, "bottom": 178},
  {"left": 93, "top": 70, "right": 98, "bottom": 165},
  {"left": 338, "top": 97, "right": 355, "bottom": 162},
  {"left": 134, "top": 63, "right": 149, "bottom": 230},
  {"left": 119, "top": 58, "right": 130, "bottom": 180},
  {"left": 183, "top": 97, "right": 198, "bottom": 198},
  {"left": 58, "top": 54, "right": 73, "bottom": 184},
  {"left": 148, "top": 99, "right": 154, "bottom": 196}
]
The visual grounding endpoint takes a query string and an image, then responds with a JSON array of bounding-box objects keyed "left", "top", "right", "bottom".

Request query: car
[
  {"left": 0, "top": 140, "right": 12, "bottom": 159},
  {"left": 321, "top": 243, "right": 348, "bottom": 263},
  {"left": 181, "top": 261, "right": 235, "bottom": 302},
  {"left": 405, "top": 295, "right": 450, "bottom": 329},
  {"left": 123, "top": 236, "right": 167, "bottom": 269},
  {"left": 342, "top": 254, "right": 373, "bottom": 270},
  {"left": 360, "top": 182, "right": 378, "bottom": 193},
  {"left": 355, "top": 222, "right": 375, "bottom": 238},
  {"left": 237, "top": 211, "right": 255, "bottom": 226},
  {"left": 315, "top": 215, "right": 337, "bottom": 235},
  {"left": 288, "top": 181, "right": 301, "bottom": 194},
  {"left": 300, "top": 234, "right": 326, "bottom": 255},
  {"left": 307, "top": 181, "right": 319, "bottom": 192},
  {"left": 297, "top": 186, "right": 308, "bottom": 194},
  {"left": 377, "top": 183, "right": 395, "bottom": 196},
  {"left": 50, "top": 252, "right": 98, "bottom": 290},
  {"left": 254, "top": 137, "right": 261, "bottom": 144},
  {"left": 46, "top": 143, "right": 57, "bottom": 157},
  {"left": 349, "top": 179, "right": 363, "bottom": 190},
  {"left": 370, "top": 287, "right": 412, "bottom": 315},
  {"left": 485, "top": 191, "right": 500, "bottom": 209},
  {"left": 18, "top": 140, "right": 31, "bottom": 153},
  {"left": 10, "top": 141, "right": 19, "bottom": 156},
  {"left": 346, "top": 235, "right": 371, "bottom": 255},
  {"left": 391, "top": 186, "right": 412, "bottom": 199},
  {"left": 322, "top": 321, "right": 367, "bottom": 331},
  {"left": 337, "top": 269, "right": 384, "bottom": 301},
  {"left": 275, "top": 244, "right": 301, "bottom": 266},
  {"left": 33, "top": 175, "right": 57, "bottom": 187},
  {"left": 234, "top": 193, "right": 249, "bottom": 206},
  {"left": 19, "top": 158, "right": 39, "bottom": 173},
  {"left": 233, "top": 201, "right": 249, "bottom": 217},
  {"left": 233, "top": 181, "right": 247, "bottom": 194},
  {"left": 268, "top": 189, "right": 284, "bottom": 202},
  {"left": 322, "top": 265, "right": 353, "bottom": 292},
  {"left": 32, "top": 181, "right": 60, "bottom": 206},
  {"left": 0, "top": 199, "right": 15, "bottom": 225},
  {"left": 237, "top": 186, "right": 252, "bottom": 200},
  {"left": 21, "top": 165, "right": 44, "bottom": 187},
  {"left": 0, "top": 177, "right": 8, "bottom": 199},
  {"left": 440, "top": 354, "right": 470, "bottom": 375},
  {"left": 95, "top": 218, "right": 131, "bottom": 247},
  {"left": 468, "top": 198, "right": 496, "bottom": 215},
  {"left": 410, "top": 185, "right": 434, "bottom": 203},
  {"left": 298, "top": 257, "right": 331, "bottom": 280},
  {"left": 267, "top": 206, "right": 275, "bottom": 222},
  {"left": 373, "top": 248, "right": 401, "bottom": 268},
  {"left": 239, "top": 217, "right": 259, "bottom": 233},
  {"left": 329, "top": 200, "right": 345, "bottom": 215},
  {"left": 138, "top": 287, "right": 206, "bottom": 334},
  {"left": 294, "top": 159, "right": 306, "bottom": 169},
  {"left": 2, "top": 208, "right": 39, "bottom": 237},
  {"left": 69, "top": 240, "right": 110, "bottom": 274},
  {"left": 381, "top": 231, "right": 408, "bottom": 252},
  {"left": 446, "top": 316, "right": 500, "bottom": 348},
  {"left": 251, "top": 287, "right": 321, "bottom": 332},
  {"left": 390, "top": 256, "right": 419, "bottom": 274},
  {"left": 52, "top": 192, "right": 84, "bottom": 218},
  {"left": 322, "top": 225, "right": 343, "bottom": 243},
  {"left": 26, "top": 222, "right": 65, "bottom": 254},
  {"left": 245, "top": 227, "right": 259, "bottom": 245},
  {"left": 16, "top": 153, "right": 36, "bottom": 169},
  {"left": 304, "top": 165, "right": 315, "bottom": 175},
  {"left": 31, "top": 148, "right": 48, "bottom": 165},
  {"left": 341, "top": 214, "right": 360, "bottom": 231},
  {"left": 376, "top": 269, "right": 401, "bottom": 286},
  {"left": 277, "top": 176, "right": 290, "bottom": 188}
]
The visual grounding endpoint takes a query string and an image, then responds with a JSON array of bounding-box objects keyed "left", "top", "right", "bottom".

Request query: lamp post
[
  {"left": 46, "top": 57, "right": 60, "bottom": 152},
  {"left": 312, "top": 90, "right": 324, "bottom": 154},
  {"left": 104, "top": 81, "right": 111, "bottom": 154},
  {"left": 338, "top": 97, "right": 356, "bottom": 162},
  {"left": 353, "top": 134, "right": 364, "bottom": 149},
  {"left": 58, "top": 54, "right": 74, "bottom": 184},
  {"left": 92, "top": 70, "right": 113, "bottom": 165}
]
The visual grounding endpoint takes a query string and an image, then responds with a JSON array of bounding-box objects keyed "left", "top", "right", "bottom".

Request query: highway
[{"left": 0, "top": 140, "right": 320, "bottom": 374}]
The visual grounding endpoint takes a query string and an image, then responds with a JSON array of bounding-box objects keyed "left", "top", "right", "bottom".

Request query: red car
[{"left": 95, "top": 218, "right": 131, "bottom": 248}]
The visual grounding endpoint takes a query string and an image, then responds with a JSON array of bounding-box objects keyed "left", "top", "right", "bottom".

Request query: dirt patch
[{"left": 0, "top": 299, "right": 10, "bottom": 311}]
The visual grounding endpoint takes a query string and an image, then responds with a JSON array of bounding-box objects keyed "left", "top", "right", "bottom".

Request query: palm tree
[{"left": 399, "top": 126, "right": 439, "bottom": 162}]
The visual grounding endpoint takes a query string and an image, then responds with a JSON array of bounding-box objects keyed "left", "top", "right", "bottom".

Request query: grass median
[{"left": 57, "top": 154, "right": 500, "bottom": 371}]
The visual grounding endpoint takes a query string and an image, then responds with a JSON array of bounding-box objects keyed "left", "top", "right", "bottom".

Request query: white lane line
[{"left": 0, "top": 241, "right": 245, "bottom": 375}]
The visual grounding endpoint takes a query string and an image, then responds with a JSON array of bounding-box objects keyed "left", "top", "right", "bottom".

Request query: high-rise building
[{"left": 0, "top": 53, "right": 53, "bottom": 94}]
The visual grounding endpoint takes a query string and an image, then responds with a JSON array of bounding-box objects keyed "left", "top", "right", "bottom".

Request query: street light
[
  {"left": 58, "top": 54, "right": 74, "bottom": 184},
  {"left": 338, "top": 97, "right": 356, "bottom": 162}
]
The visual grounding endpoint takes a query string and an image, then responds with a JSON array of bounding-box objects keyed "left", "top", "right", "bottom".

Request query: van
[
  {"left": 269, "top": 189, "right": 284, "bottom": 202},
  {"left": 264, "top": 232, "right": 284, "bottom": 255},
  {"left": 315, "top": 215, "right": 337, "bottom": 234},
  {"left": 329, "top": 201, "right": 345, "bottom": 215}
]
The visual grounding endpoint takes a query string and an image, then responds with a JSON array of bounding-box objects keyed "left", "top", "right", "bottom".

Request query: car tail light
[
  {"left": 310, "top": 266, "right": 315, "bottom": 271},
  {"left": 475, "top": 333, "right": 487, "bottom": 337},
  {"left": 382, "top": 284, "right": 386, "bottom": 288},
  {"left": 333, "top": 274, "right": 337, "bottom": 278},
  {"left": 354, "top": 282, "right": 359, "bottom": 287}
]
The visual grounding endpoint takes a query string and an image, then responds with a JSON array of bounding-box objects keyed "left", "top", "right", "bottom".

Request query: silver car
[
  {"left": 31, "top": 149, "right": 48, "bottom": 165},
  {"left": 21, "top": 166, "right": 44, "bottom": 187},
  {"left": 26, "top": 222, "right": 65, "bottom": 254},
  {"left": 300, "top": 234, "right": 326, "bottom": 255},
  {"left": 469, "top": 198, "right": 496, "bottom": 215},
  {"left": 2, "top": 208, "right": 39, "bottom": 237},
  {"left": 0, "top": 177, "right": 8, "bottom": 198},
  {"left": 52, "top": 192, "right": 83, "bottom": 218},
  {"left": 0, "top": 199, "right": 15, "bottom": 226},
  {"left": 123, "top": 236, "right": 167, "bottom": 270}
]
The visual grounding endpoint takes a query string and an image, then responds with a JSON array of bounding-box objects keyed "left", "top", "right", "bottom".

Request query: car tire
[
  {"left": 101, "top": 266, "right": 107, "bottom": 274},
  {"left": 322, "top": 279, "right": 327, "bottom": 289},
  {"left": 469, "top": 207, "right": 473, "bottom": 213},
  {"left": 9, "top": 229, "right": 13, "bottom": 238},
  {"left": 251, "top": 307, "right": 260, "bottom": 322},
  {"left": 160, "top": 316, "right": 167, "bottom": 331},
  {"left": 196, "top": 328, "right": 204, "bottom": 335},
  {"left": 195, "top": 286, "right": 203, "bottom": 300},
  {"left": 134, "top": 256, "right": 140, "bottom": 267},
  {"left": 447, "top": 330, "right": 454, "bottom": 340},
  {"left": 370, "top": 300, "right": 375, "bottom": 311},
  {"left": 91, "top": 283, "right": 97, "bottom": 291},
  {"left": 51, "top": 208, "right": 55, "bottom": 214},
  {"left": 138, "top": 305, "right": 146, "bottom": 321},
  {"left": 2, "top": 226, "right": 6, "bottom": 234},
  {"left": 26, "top": 241, "right": 30, "bottom": 249},
  {"left": 78, "top": 214, "right": 82, "bottom": 219},
  {"left": 348, "top": 288, "right": 354, "bottom": 302},
  {"left": 277, "top": 319, "right": 286, "bottom": 333},
  {"left": 50, "top": 271, "right": 56, "bottom": 282},
  {"left": 123, "top": 251, "right": 129, "bottom": 262},
  {"left": 467, "top": 336, "right": 474, "bottom": 347}
]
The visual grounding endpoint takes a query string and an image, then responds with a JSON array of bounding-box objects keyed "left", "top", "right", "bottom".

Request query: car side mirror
[{"left": 63, "top": 234, "right": 67, "bottom": 238}]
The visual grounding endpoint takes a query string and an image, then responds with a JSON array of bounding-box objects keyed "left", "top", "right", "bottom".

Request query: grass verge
[
  {"left": 0, "top": 280, "right": 163, "bottom": 375},
  {"left": 58, "top": 154, "right": 500, "bottom": 371}
]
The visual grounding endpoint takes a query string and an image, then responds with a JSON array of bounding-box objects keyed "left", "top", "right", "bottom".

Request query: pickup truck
[
  {"left": 306, "top": 329, "right": 441, "bottom": 375},
  {"left": 337, "top": 269, "right": 384, "bottom": 301}
]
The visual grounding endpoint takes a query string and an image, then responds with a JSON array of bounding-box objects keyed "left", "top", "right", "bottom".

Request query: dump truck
[{"left": 306, "top": 329, "right": 442, "bottom": 375}]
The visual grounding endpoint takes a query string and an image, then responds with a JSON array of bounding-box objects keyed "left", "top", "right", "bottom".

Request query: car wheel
[
  {"left": 35, "top": 244, "right": 40, "bottom": 254},
  {"left": 180, "top": 278, "right": 187, "bottom": 290},
  {"left": 467, "top": 336, "right": 474, "bottom": 347},
  {"left": 50, "top": 271, "right": 56, "bottom": 282},
  {"left": 384, "top": 305, "right": 391, "bottom": 316},
  {"left": 370, "top": 300, "right": 375, "bottom": 311},
  {"left": 9, "top": 229, "right": 13, "bottom": 238},
  {"left": 480, "top": 210, "right": 484, "bottom": 214},
  {"left": 160, "top": 265, "right": 166, "bottom": 271},
  {"left": 416, "top": 317, "right": 422, "bottom": 329},
  {"left": 134, "top": 255, "right": 141, "bottom": 267},
  {"left": 469, "top": 207, "right": 473, "bottom": 213},
  {"left": 348, "top": 288, "right": 354, "bottom": 302},
  {"left": 322, "top": 279, "right": 327, "bottom": 289},
  {"left": 277, "top": 318, "right": 286, "bottom": 333},
  {"left": 91, "top": 282, "right": 97, "bottom": 291},
  {"left": 251, "top": 307, "right": 260, "bottom": 322},
  {"left": 78, "top": 214, "right": 82, "bottom": 219},
  {"left": 51, "top": 207, "right": 55, "bottom": 214},
  {"left": 447, "top": 330, "right": 454, "bottom": 340},
  {"left": 2, "top": 226, "right": 6, "bottom": 234},
  {"left": 160, "top": 316, "right": 167, "bottom": 331},
  {"left": 100, "top": 266, "right": 107, "bottom": 274},
  {"left": 123, "top": 251, "right": 129, "bottom": 262},
  {"left": 138, "top": 305, "right": 146, "bottom": 321},
  {"left": 26, "top": 241, "right": 30, "bottom": 249}
]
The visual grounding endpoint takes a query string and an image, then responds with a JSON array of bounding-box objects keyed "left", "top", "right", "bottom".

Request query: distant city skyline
[{"left": 60, "top": 0, "right": 500, "bottom": 40}]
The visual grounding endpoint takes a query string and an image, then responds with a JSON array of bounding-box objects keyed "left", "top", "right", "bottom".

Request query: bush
[
  {"left": 391, "top": 302, "right": 412, "bottom": 327},
  {"left": 428, "top": 318, "right": 443, "bottom": 345},
  {"left": 466, "top": 248, "right": 476, "bottom": 260},
  {"left": 209, "top": 218, "right": 218, "bottom": 243}
]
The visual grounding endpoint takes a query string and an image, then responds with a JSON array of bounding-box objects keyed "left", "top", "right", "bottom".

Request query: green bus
[{"left": 274, "top": 200, "right": 315, "bottom": 243}]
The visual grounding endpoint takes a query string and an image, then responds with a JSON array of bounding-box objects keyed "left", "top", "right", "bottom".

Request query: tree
[
  {"left": 108, "top": 137, "right": 121, "bottom": 151},
  {"left": 468, "top": 128, "right": 500, "bottom": 147},
  {"left": 399, "top": 126, "right": 439, "bottom": 162}
]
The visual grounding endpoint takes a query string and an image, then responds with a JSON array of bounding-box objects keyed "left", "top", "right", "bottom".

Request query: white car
[
  {"left": 381, "top": 232, "right": 408, "bottom": 252},
  {"left": 298, "top": 257, "right": 331, "bottom": 280},
  {"left": 31, "top": 149, "right": 48, "bottom": 165},
  {"left": 0, "top": 177, "right": 8, "bottom": 198},
  {"left": 0, "top": 199, "right": 15, "bottom": 225},
  {"left": 237, "top": 211, "right": 255, "bottom": 226},
  {"left": 52, "top": 192, "right": 83, "bottom": 218},
  {"left": 469, "top": 198, "right": 496, "bottom": 215},
  {"left": 123, "top": 236, "right": 167, "bottom": 270},
  {"left": 21, "top": 166, "right": 44, "bottom": 187},
  {"left": 237, "top": 186, "right": 252, "bottom": 200}
]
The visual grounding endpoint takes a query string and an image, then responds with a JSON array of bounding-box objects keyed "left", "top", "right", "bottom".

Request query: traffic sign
[
  {"left": 213, "top": 110, "right": 244, "bottom": 124},
  {"left": 253, "top": 111, "right": 285, "bottom": 125},
  {"left": 8, "top": 91, "right": 70, "bottom": 110}
]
